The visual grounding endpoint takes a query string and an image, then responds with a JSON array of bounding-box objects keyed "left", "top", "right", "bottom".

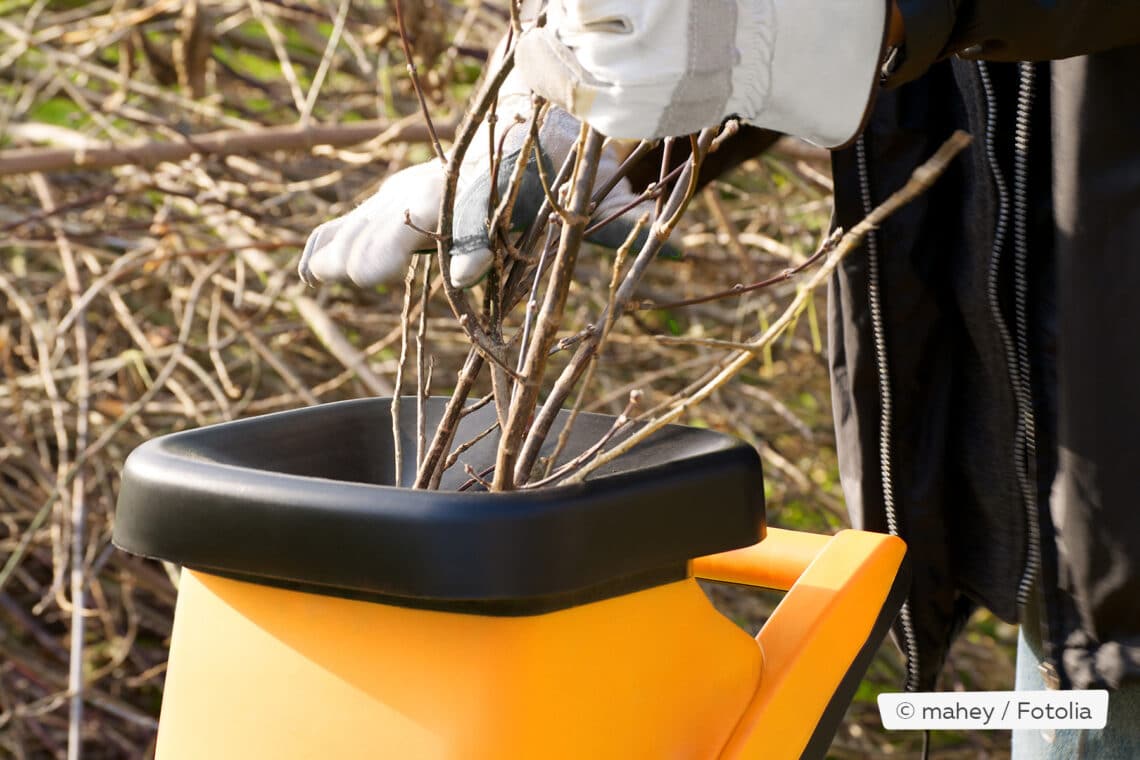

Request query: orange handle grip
[
  {"left": 692, "top": 528, "right": 909, "bottom": 758},
  {"left": 691, "top": 527, "right": 830, "bottom": 591}
]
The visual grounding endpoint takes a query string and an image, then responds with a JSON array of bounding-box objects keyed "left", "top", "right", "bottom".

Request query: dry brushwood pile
[{"left": 2, "top": 1, "right": 1011, "bottom": 758}]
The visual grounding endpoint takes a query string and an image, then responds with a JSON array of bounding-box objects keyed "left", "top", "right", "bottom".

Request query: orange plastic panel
[
  {"left": 157, "top": 528, "right": 903, "bottom": 759},
  {"left": 156, "top": 571, "right": 762, "bottom": 760}
]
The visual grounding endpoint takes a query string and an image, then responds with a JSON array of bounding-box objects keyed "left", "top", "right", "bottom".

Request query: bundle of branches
[{"left": 383, "top": 4, "right": 970, "bottom": 494}]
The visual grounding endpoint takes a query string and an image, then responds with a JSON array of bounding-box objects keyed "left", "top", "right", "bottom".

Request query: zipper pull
[{"left": 1037, "top": 660, "right": 1061, "bottom": 690}]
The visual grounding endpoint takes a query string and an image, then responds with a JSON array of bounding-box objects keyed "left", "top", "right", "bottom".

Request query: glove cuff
[
  {"left": 725, "top": 1, "right": 776, "bottom": 134},
  {"left": 737, "top": 0, "right": 889, "bottom": 149}
]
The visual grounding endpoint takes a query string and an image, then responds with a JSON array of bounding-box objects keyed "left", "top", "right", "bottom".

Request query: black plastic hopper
[{"left": 114, "top": 398, "right": 765, "bottom": 614}]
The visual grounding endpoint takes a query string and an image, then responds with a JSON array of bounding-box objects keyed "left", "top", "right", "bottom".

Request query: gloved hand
[
  {"left": 299, "top": 67, "right": 660, "bottom": 290},
  {"left": 515, "top": 0, "right": 890, "bottom": 148}
]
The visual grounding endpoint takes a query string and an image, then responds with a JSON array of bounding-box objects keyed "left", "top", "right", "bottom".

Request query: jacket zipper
[
  {"left": 1011, "top": 62, "right": 1041, "bottom": 608},
  {"left": 855, "top": 136, "right": 921, "bottom": 693},
  {"left": 976, "top": 61, "right": 1041, "bottom": 612},
  {"left": 856, "top": 62, "right": 1042, "bottom": 690}
]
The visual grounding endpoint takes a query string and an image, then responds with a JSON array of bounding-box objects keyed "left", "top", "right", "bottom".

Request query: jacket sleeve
[{"left": 890, "top": 1, "right": 1140, "bottom": 85}]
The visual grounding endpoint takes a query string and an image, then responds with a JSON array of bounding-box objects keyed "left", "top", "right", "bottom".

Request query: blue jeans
[{"left": 1011, "top": 629, "right": 1140, "bottom": 759}]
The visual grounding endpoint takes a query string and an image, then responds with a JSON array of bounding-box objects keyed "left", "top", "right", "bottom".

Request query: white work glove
[
  {"left": 299, "top": 70, "right": 662, "bottom": 290},
  {"left": 515, "top": 0, "right": 890, "bottom": 148}
]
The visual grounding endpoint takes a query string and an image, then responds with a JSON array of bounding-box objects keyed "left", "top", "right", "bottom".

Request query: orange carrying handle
[{"left": 692, "top": 528, "right": 909, "bottom": 759}]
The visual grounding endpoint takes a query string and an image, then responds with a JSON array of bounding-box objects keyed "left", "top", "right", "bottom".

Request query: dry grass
[{"left": 1, "top": 2, "right": 1014, "bottom": 757}]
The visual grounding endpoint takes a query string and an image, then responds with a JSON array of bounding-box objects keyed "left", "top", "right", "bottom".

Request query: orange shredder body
[{"left": 114, "top": 398, "right": 908, "bottom": 759}]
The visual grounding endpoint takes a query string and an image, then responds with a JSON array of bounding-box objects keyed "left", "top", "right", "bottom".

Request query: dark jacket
[{"left": 829, "top": 3, "right": 1140, "bottom": 691}]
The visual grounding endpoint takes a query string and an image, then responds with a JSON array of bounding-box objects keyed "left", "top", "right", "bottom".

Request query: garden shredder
[{"left": 113, "top": 397, "right": 909, "bottom": 759}]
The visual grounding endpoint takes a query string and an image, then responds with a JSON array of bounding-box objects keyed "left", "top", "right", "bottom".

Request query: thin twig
[
  {"left": 540, "top": 213, "right": 641, "bottom": 478},
  {"left": 655, "top": 137, "right": 675, "bottom": 221},
  {"left": 635, "top": 227, "right": 842, "bottom": 312},
  {"left": 416, "top": 255, "right": 432, "bottom": 469},
  {"left": 582, "top": 162, "right": 684, "bottom": 238},
  {"left": 391, "top": 257, "right": 419, "bottom": 487},
  {"left": 403, "top": 210, "right": 447, "bottom": 242},
  {"left": 246, "top": 0, "right": 310, "bottom": 112},
  {"left": 441, "top": 422, "right": 499, "bottom": 472},
  {"left": 591, "top": 139, "right": 656, "bottom": 205},
  {"left": 299, "top": 0, "right": 351, "bottom": 126},
  {"left": 414, "top": 347, "right": 485, "bottom": 489},
  {"left": 31, "top": 174, "right": 89, "bottom": 760},
  {"left": 525, "top": 390, "right": 642, "bottom": 489},
  {"left": 458, "top": 463, "right": 495, "bottom": 491},
  {"left": 433, "top": 43, "right": 517, "bottom": 371},
  {"left": 392, "top": 0, "right": 446, "bottom": 163},
  {"left": 529, "top": 122, "right": 573, "bottom": 222}
]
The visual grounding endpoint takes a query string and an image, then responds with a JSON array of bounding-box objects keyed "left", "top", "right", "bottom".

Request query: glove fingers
[
  {"left": 344, "top": 162, "right": 443, "bottom": 286},
  {"left": 299, "top": 216, "right": 348, "bottom": 285},
  {"left": 343, "top": 213, "right": 426, "bottom": 287},
  {"left": 300, "top": 162, "right": 444, "bottom": 287}
]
